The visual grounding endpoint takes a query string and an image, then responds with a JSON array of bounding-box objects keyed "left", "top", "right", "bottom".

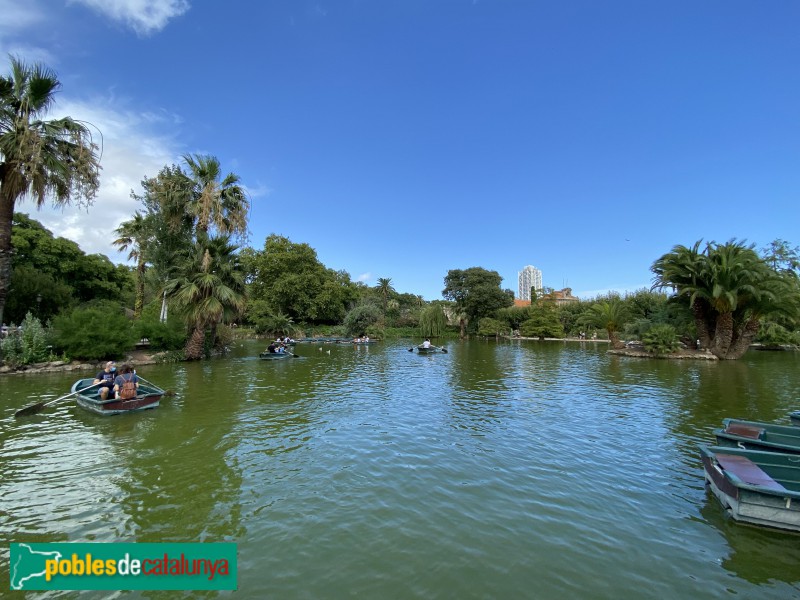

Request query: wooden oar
[
  {"left": 134, "top": 375, "right": 174, "bottom": 396},
  {"left": 15, "top": 382, "right": 103, "bottom": 417},
  {"left": 285, "top": 350, "right": 301, "bottom": 358}
]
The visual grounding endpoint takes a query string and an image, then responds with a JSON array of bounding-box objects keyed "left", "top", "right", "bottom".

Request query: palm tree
[
  {"left": 582, "top": 300, "right": 628, "bottom": 349},
  {"left": 165, "top": 235, "right": 247, "bottom": 360},
  {"left": 375, "top": 277, "right": 395, "bottom": 314},
  {"left": 113, "top": 212, "right": 151, "bottom": 317},
  {"left": 652, "top": 239, "right": 799, "bottom": 359},
  {"left": 0, "top": 56, "right": 101, "bottom": 325},
  {"left": 182, "top": 154, "right": 249, "bottom": 241}
]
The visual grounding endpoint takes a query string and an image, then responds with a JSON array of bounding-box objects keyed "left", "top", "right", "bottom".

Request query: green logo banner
[{"left": 10, "top": 543, "right": 237, "bottom": 591}]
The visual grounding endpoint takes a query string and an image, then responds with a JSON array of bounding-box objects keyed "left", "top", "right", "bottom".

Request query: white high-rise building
[{"left": 518, "top": 265, "right": 543, "bottom": 301}]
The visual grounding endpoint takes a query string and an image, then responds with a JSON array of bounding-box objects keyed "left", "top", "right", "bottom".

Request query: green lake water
[{"left": 2, "top": 339, "right": 799, "bottom": 599}]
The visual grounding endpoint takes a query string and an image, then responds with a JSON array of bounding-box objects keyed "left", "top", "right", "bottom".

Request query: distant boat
[
  {"left": 414, "top": 345, "right": 447, "bottom": 354},
  {"left": 713, "top": 418, "right": 800, "bottom": 454},
  {"left": 259, "top": 352, "right": 293, "bottom": 360},
  {"left": 700, "top": 444, "right": 800, "bottom": 532},
  {"left": 71, "top": 377, "right": 164, "bottom": 416}
]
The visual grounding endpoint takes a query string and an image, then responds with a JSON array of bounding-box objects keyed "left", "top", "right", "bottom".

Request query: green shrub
[
  {"left": 478, "top": 318, "right": 509, "bottom": 337},
  {"left": 343, "top": 304, "right": 382, "bottom": 337},
  {"left": 0, "top": 313, "right": 55, "bottom": 367},
  {"left": 642, "top": 324, "right": 680, "bottom": 354},
  {"left": 135, "top": 316, "right": 186, "bottom": 351},
  {"left": 52, "top": 302, "right": 138, "bottom": 360}
]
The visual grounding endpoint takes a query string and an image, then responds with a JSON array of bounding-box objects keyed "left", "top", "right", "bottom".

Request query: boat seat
[
  {"left": 724, "top": 423, "right": 764, "bottom": 439},
  {"left": 715, "top": 453, "right": 787, "bottom": 492}
]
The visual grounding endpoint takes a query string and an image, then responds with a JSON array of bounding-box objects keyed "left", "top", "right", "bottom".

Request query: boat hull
[
  {"left": 416, "top": 346, "right": 443, "bottom": 354},
  {"left": 791, "top": 412, "right": 800, "bottom": 427},
  {"left": 700, "top": 445, "right": 800, "bottom": 532},
  {"left": 713, "top": 418, "right": 800, "bottom": 454},
  {"left": 71, "top": 378, "right": 163, "bottom": 416},
  {"left": 259, "top": 352, "right": 292, "bottom": 360}
]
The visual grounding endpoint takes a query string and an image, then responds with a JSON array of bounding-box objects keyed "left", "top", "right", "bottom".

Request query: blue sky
[{"left": 2, "top": 1, "right": 798, "bottom": 300}]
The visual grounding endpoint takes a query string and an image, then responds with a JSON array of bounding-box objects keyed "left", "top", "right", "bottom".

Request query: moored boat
[
  {"left": 699, "top": 444, "right": 800, "bottom": 532},
  {"left": 791, "top": 412, "right": 800, "bottom": 427},
  {"left": 713, "top": 418, "right": 800, "bottom": 454},
  {"left": 71, "top": 377, "right": 164, "bottom": 416}
]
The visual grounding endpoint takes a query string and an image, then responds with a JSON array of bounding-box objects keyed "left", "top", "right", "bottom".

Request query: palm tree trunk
[
  {"left": 608, "top": 329, "right": 625, "bottom": 349},
  {"left": 134, "top": 258, "right": 146, "bottom": 318},
  {"left": 0, "top": 187, "right": 15, "bottom": 327},
  {"left": 692, "top": 299, "right": 714, "bottom": 349},
  {"left": 709, "top": 312, "right": 734, "bottom": 359},
  {"left": 185, "top": 326, "right": 205, "bottom": 360},
  {"left": 159, "top": 290, "right": 168, "bottom": 323},
  {"left": 724, "top": 316, "right": 760, "bottom": 359}
]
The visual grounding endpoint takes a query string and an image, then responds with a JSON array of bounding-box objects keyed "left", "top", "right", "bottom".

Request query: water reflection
[
  {"left": 699, "top": 494, "right": 800, "bottom": 586},
  {"left": 2, "top": 341, "right": 800, "bottom": 597}
]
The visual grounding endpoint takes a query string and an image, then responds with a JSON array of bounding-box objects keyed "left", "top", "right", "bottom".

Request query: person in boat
[
  {"left": 363, "top": 335, "right": 369, "bottom": 343},
  {"left": 266, "top": 341, "right": 278, "bottom": 353},
  {"left": 113, "top": 364, "right": 139, "bottom": 399},
  {"left": 93, "top": 361, "right": 117, "bottom": 400},
  {"left": 422, "top": 338, "right": 432, "bottom": 349}
]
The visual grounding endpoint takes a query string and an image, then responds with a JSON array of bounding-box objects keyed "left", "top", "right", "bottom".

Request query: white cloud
[
  {"left": 357, "top": 272, "right": 371, "bottom": 283},
  {"left": 0, "top": 0, "right": 45, "bottom": 33},
  {"left": 69, "top": 0, "right": 191, "bottom": 36},
  {"left": 22, "top": 97, "right": 184, "bottom": 264}
]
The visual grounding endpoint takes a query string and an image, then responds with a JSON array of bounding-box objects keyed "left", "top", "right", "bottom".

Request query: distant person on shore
[{"left": 93, "top": 361, "right": 117, "bottom": 400}]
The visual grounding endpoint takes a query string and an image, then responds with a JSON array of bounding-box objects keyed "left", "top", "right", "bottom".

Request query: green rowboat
[
  {"left": 699, "top": 444, "right": 800, "bottom": 532},
  {"left": 713, "top": 418, "right": 800, "bottom": 454}
]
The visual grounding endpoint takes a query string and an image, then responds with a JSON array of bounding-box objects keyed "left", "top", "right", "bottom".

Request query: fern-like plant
[{"left": 642, "top": 324, "right": 680, "bottom": 354}]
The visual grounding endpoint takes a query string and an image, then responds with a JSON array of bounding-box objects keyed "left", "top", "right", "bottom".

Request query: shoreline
[{"left": 0, "top": 349, "right": 161, "bottom": 376}]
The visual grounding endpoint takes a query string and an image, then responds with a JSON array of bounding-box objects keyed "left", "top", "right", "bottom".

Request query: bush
[
  {"left": 51, "top": 302, "right": 138, "bottom": 360},
  {"left": 478, "top": 318, "right": 509, "bottom": 337},
  {"left": 135, "top": 316, "right": 187, "bottom": 351},
  {"left": 343, "top": 304, "right": 382, "bottom": 337},
  {"left": 0, "top": 313, "right": 55, "bottom": 367},
  {"left": 642, "top": 324, "right": 681, "bottom": 354}
]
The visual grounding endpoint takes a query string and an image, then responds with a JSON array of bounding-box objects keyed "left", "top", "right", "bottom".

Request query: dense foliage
[
  {"left": 442, "top": 267, "right": 514, "bottom": 337},
  {"left": 51, "top": 302, "right": 138, "bottom": 360},
  {"left": 652, "top": 240, "right": 800, "bottom": 359}
]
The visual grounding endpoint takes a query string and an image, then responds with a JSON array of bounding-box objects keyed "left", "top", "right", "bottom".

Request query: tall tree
[
  {"left": 164, "top": 235, "right": 247, "bottom": 359},
  {"left": 248, "top": 234, "right": 358, "bottom": 323},
  {"left": 113, "top": 212, "right": 152, "bottom": 318},
  {"left": 442, "top": 267, "right": 514, "bottom": 337},
  {"left": 652, "top": 239, "right": 800, "bottom": 359},
  {"left": 183, "top": 154, "right": 249, "bottom": 241},
  {"left": 0, "top": 56, "right": 101, "bottom": 325},
  {"left": 375, "top": 277, "right": 395, "bottom": 314}
]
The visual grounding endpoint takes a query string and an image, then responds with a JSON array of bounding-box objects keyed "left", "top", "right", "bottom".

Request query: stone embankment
[{"left": 0, "top": 350, "right": 160, "bottom": 376}]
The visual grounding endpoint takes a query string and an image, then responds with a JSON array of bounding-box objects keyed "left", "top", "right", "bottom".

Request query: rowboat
[
  {"left": 713, "top": 418, "right": 800, "bottom": 454},
  {"left": 791, "top": 412, "right": 800, "bottom": 427},
  {"left": 415, "top": 345, "right": 447, "bottom": 354},
  {"left": 699, "top": 444, "right": 800, "bottom": 532},
  {"left": 259, "top": 352, "right": 293, "bottom": 360},
  {"left": 71, "top": 377, "right": 164, "bottom": 416}
]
